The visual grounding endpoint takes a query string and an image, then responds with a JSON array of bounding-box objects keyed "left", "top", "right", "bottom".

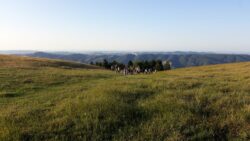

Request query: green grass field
[{"left": 0, "top": 55, "right": 250, "bottom": 141}]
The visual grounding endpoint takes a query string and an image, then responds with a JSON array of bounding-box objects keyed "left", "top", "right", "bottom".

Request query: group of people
[
  {"left": 94, "top": 59, "right": 171, "bottom": 75},
  {"left": 111, "top": 65, "right": 156, "bottom": 75}
]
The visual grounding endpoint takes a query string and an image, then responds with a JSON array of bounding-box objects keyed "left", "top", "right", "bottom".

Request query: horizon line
[{"left": 0, "top": 50, "right": 250, "bottom": 55}]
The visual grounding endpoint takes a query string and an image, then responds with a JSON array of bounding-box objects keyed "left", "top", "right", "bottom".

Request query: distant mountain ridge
[{"left": 26, "top": 51, "right": 250, "bottom": 68}]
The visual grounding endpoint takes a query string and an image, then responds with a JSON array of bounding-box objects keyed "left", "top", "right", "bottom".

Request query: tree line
[{"left": 92, "top": 59, "right": 171, "bottom": 73}]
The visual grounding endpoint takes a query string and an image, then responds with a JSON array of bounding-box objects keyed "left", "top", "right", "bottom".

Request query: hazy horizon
[
  {"left": 1, "top": 0, "right": 250, "bottom": 53},
  {"left": 1, "top": 49, "right": 250, "bottom": 55}
]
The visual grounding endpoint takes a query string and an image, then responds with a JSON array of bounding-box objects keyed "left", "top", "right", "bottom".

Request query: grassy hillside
[
  {"left": 0, "top": 55, "right": 100, "bottom": 69},
  {"left": 0, "top": 55, "right": 250, "bottom": 141}
]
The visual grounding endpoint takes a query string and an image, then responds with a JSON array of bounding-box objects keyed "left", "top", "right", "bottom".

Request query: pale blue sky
[{"left": 0, "top": 0, "right": 250, "bottom": 52}]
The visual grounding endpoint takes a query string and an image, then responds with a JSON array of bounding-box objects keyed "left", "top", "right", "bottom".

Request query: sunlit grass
[{"left": 0, "top": 55, "right": 250, "bottom": 140}]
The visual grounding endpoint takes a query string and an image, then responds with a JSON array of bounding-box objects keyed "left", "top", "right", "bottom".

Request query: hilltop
[
  {"left": 0, "top": 55, "right": 100, "bottom": 69},
  {"left": 0, "top": 55, "right": 250, "bottom": 141}
]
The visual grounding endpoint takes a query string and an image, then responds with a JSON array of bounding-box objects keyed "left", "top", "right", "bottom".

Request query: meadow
[{"left": 0, "top": 55, "right": 250, "bottom": 141}]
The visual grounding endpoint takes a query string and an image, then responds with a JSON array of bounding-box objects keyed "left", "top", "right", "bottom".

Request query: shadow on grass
[
  {"left": 14, "top": 87, "right": 157, "bottom": 141},
  {"left": 181, "top": 94, "right": 231, "bottom": 141},
  {"left": 0, "top": 92, "right": 22, "bottom": 98},
  {"left": 96, "top": 90, "right": 155, "bottom": 140}
]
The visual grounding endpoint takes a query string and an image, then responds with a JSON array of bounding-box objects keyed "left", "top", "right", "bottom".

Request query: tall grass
[{"left": 0, "top": 55, "right": 250, "bottom": 140}]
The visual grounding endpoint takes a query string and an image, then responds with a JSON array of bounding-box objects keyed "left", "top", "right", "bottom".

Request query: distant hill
[
  {"left": 0, "top": 55, "right": 100, "bottom": 69},
  {"left": 27, "top": 51, "right": 250, "bottom": 68}
]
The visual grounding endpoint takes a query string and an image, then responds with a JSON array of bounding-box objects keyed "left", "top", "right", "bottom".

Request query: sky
[{"left": 0, "top": 0, "right": 250, "bottom": 53}]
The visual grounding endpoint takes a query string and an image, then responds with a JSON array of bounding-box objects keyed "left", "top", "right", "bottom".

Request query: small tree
[
  {"left": 144, "top": 60, "right": 150, "bottom": 69},
  {"left": 103, "top": 59, "right": 109, "bottom": 69},
  {"left": 118, "top": 63, "right": 125, "bottom": 70},
  {"left": 155, "top": 60, "right": 164, "bottom": 71},
  {"left": 149, "top": 60, "right": 156, "bottom": 70},
  {"left": 111, "top": 60, "right": 118, "bottom": 66},
  {"left": 128, "top": 60, "right": 133, "bottom": 68},
  {"left": 163, "top": 61, "right": 171, "bottom": 70}
]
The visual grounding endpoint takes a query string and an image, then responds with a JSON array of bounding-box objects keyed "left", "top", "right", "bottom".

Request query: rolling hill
[
  {"left": 0, "top": 55, "right": 100, "bottom": 69},
  {"left": 0, "top": 55, "right": 250, "bottom": 141},
  {"left": 27, "top": 51, "right": 250, "bottom": 68}
]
